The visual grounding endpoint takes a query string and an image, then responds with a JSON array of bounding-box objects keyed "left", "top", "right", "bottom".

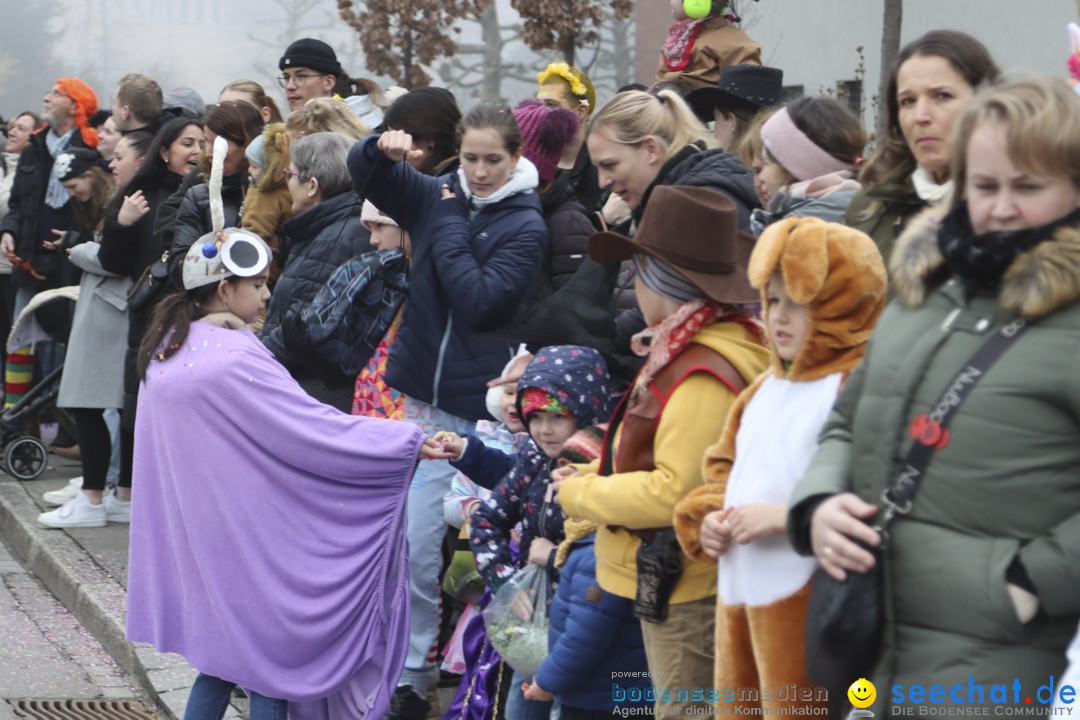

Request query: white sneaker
[
  {"left": 104, "top": 490, "right": 131, "bottom": 524},
  {"left": 42, "top": 477, "right": 84, "bottom": 506},
  {"left": 37, "top": 492, "right": 106, "bottom": 528}
]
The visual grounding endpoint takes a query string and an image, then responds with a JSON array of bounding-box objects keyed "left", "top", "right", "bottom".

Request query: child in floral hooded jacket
[{"left": 469, "top": 345, "right": 612, "bottom": 592}]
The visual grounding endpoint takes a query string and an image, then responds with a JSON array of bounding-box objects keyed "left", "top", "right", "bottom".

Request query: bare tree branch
[{"left": 337, "top": 0, "right": 490, "bottom": 88}]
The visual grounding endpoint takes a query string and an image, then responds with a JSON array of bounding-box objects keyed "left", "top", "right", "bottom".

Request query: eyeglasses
[
  {"left": 282, "top": 168, "right": 309, "bottom": 182},
  {"left": 276, "top": 73, "right": 328, "bottom": 88}
]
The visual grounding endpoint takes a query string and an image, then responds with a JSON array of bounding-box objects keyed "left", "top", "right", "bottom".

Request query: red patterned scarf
[
  {"left": 662, "top": 18, "right": 708, "bottom": 72},
  {"left": 630, "top": 298, "right": 763, "bottom": 396}
]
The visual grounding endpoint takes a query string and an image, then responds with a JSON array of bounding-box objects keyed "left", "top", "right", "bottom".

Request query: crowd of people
[{"left": 3, "top": 5, "right": 1080, "bottom": 720}]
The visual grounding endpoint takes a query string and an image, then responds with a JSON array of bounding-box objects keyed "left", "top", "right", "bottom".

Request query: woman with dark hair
[
  {"left": 382, "top": 87, "right": 463, "bottom": 176},
  {"left": 63, "top": 117, "right": 205, "bottom": 516},
  {"left": 38, "top": 137, "right": 152, "bottom": 529},
  {"left": 348, "top": 103, "right": 547, "bottom": 712},
  {"left": 167, "top": 101, "right": 264, "bottom": 280},
  {"left": 844, "top": 30, "right": 1000, "bottom": 262}
]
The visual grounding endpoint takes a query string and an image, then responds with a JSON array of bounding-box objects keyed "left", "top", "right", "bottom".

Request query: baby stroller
[{"left": 0, "top": 288, "right": 78, "bottom": 481}]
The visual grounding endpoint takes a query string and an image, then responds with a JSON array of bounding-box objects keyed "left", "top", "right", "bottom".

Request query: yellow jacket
[{"left": 558, "top": 321, "right": 770, "bottom": 603}]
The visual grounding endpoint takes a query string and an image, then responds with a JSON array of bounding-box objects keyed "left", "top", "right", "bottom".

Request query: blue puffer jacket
[
  {"left": 470, "top": 346, "right": 611, "bottom": 590},
  {"left": 535, "top": 535, "right": 652, "bottom": 712},
  {"left": 260, "top": 191, "right": 373, "bottom": 385},
  {"left": 347, "top": 135, "right": 548, "bottom": 421}
]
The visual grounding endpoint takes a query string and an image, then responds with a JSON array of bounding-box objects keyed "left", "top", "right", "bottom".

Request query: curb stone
[{"left": 0, "top": 479, "right": 243, "bottom": 719}]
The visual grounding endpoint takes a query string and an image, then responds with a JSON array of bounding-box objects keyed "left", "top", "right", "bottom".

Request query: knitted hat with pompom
[{"left": 512, "top": 99, "right": 579, "bottom": 182}]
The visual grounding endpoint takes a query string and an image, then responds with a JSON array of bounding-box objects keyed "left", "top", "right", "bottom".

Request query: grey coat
[{"left": 57, "top": 241, "right": 131, "bottom": 409}]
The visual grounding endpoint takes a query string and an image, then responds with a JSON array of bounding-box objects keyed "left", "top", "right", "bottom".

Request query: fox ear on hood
[
  {"left": 778, "top": 219, "right": 830, "bottom": 304},
  {"left": 747, "top": 217, "right": 795, "bottom": 290},
  {"left": 748, "top": 216, "right": 830, "bottom": 305}
]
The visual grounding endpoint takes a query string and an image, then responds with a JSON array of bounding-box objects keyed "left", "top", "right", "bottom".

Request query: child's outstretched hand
[
  {"left": 728, "top": 503, "right": 788, "bottom": 545},
  {"left": 378, "top": 129, "right": 424, "bottom": 163},
  {"left": 419, "top": 431, "right": 465, "bottom": 460},
  {"left": 699, "top": 508, "right": 734, "bottom": 559}
]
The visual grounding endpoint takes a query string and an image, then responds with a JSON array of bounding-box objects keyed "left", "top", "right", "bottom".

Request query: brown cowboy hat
[{"left": 588, "top": 185, "right": 757, "bottom": 304}]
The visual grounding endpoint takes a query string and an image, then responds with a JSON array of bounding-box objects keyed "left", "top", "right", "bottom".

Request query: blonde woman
[
  {"left": 583, "top": 89, "right": 759, "bottom": 354},
  {"left": 285, "top": 97, "right": 371, "bottom": 142}
]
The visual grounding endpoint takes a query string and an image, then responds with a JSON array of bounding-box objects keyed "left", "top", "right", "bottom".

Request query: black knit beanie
[{"left": 279, "top": 38, "right": 342, "bottom": 76}]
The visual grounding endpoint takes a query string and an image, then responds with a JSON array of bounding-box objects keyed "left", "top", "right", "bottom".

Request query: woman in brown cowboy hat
[{"left": 555, "top": 184, "right": 770, "bottom": 717}]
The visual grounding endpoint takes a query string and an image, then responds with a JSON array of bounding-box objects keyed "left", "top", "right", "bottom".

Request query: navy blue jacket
[
  {"left": 535, "top": 536, "right": 652, "bottom": 712},
  {"left": 347, "top": 135, "right": 548, "bottom": 421},
  {"left": 470, "top": 346, "right": 611, "bottom": 590}
]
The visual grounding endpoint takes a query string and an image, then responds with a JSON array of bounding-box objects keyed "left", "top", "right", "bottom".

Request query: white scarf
[
  {"left": 911, "top": 165, "right": 953, "bottom": 204},
  {"left": 456, "top": 157, "right": 539, "bottom": 207}
]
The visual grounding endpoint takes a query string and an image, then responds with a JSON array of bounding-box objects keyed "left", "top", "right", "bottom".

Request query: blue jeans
[
  {"left": 183, "top": 673, "right": 287, "bottom": 720},
  {"left": 506, "top": 671, "right": 556, "bottom": 720},
  {"left": 399, "top": 396, "right": 476, "bottom": 693}
]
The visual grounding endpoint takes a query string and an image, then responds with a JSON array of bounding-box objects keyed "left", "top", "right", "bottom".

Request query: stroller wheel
[{"left": 4, "top": 436, "right": 49, "bottom": 481}]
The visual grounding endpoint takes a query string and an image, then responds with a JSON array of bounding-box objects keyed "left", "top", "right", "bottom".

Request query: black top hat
[{"left": 686, "top": 65, "right": 784, "bottom": 124}]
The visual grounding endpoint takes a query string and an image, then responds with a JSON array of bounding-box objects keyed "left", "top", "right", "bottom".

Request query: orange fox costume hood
[{"left": 747, "top": 215, "right": 888, "bottom": 382}]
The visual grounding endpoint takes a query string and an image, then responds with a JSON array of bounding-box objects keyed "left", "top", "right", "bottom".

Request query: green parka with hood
[{"left": 789, "top": 206, "right": 1080, "bottom": 714}]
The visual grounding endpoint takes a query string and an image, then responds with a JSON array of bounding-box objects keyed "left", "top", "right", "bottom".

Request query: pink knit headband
[{"left": 761, "top": 108, "right": 852, "bottom": 182}]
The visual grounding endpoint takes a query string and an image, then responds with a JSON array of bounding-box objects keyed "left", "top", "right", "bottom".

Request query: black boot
[{"left": 385, "top": 685, "right": 431, "bottom": 720}]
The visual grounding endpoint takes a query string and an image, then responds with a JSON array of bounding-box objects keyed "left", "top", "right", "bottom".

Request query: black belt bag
[{"left": 633, "top": 527, "right": 683, "bottom": 624}]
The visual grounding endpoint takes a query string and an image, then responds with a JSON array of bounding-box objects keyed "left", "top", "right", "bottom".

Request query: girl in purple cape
[{"left": 126, "top": 227, "right": 428, "bottom": 720}]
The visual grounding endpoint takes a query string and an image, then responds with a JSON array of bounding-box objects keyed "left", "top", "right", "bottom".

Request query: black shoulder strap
[{"left": 875, "top": 317, "right": 1029, "bottom": 536}]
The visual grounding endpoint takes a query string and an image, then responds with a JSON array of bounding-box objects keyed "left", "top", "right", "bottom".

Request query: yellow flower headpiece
[{"left": 538, "top": 62, "right": 595, "bottom": 111}]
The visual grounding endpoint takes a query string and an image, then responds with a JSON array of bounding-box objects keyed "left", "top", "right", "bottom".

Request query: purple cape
[{"left": 126, "top": 323, "right": 426, "bottom": 718}]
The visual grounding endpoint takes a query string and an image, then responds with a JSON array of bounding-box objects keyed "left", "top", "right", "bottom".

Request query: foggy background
[{"left": 1, "top": 0, "right": 1076, "bottom": 133}]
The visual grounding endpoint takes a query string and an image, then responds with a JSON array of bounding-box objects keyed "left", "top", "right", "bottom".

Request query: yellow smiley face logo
[{"left": 848, "top": 678, "right": 876, "bottom": 709}]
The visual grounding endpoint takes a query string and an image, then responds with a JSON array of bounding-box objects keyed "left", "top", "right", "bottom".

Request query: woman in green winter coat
[
  {"left": 790, "top": 75, "right": 1080, "bottom": 716},
  {"left": 843, "top": 30, "right": 998, "bottom": 263}
]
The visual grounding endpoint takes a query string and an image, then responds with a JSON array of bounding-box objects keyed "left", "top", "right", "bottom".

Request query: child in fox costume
[
  {"left": 673, "top": 216, "right": 886, "bottom": 715},
  {"left": 242, "top": 122, "right": 294, "bottom": 283}
]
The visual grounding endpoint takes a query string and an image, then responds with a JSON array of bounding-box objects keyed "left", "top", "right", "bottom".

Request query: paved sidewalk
[{"left": 0, "top": 457, "right": 243, "bottom": 719}]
